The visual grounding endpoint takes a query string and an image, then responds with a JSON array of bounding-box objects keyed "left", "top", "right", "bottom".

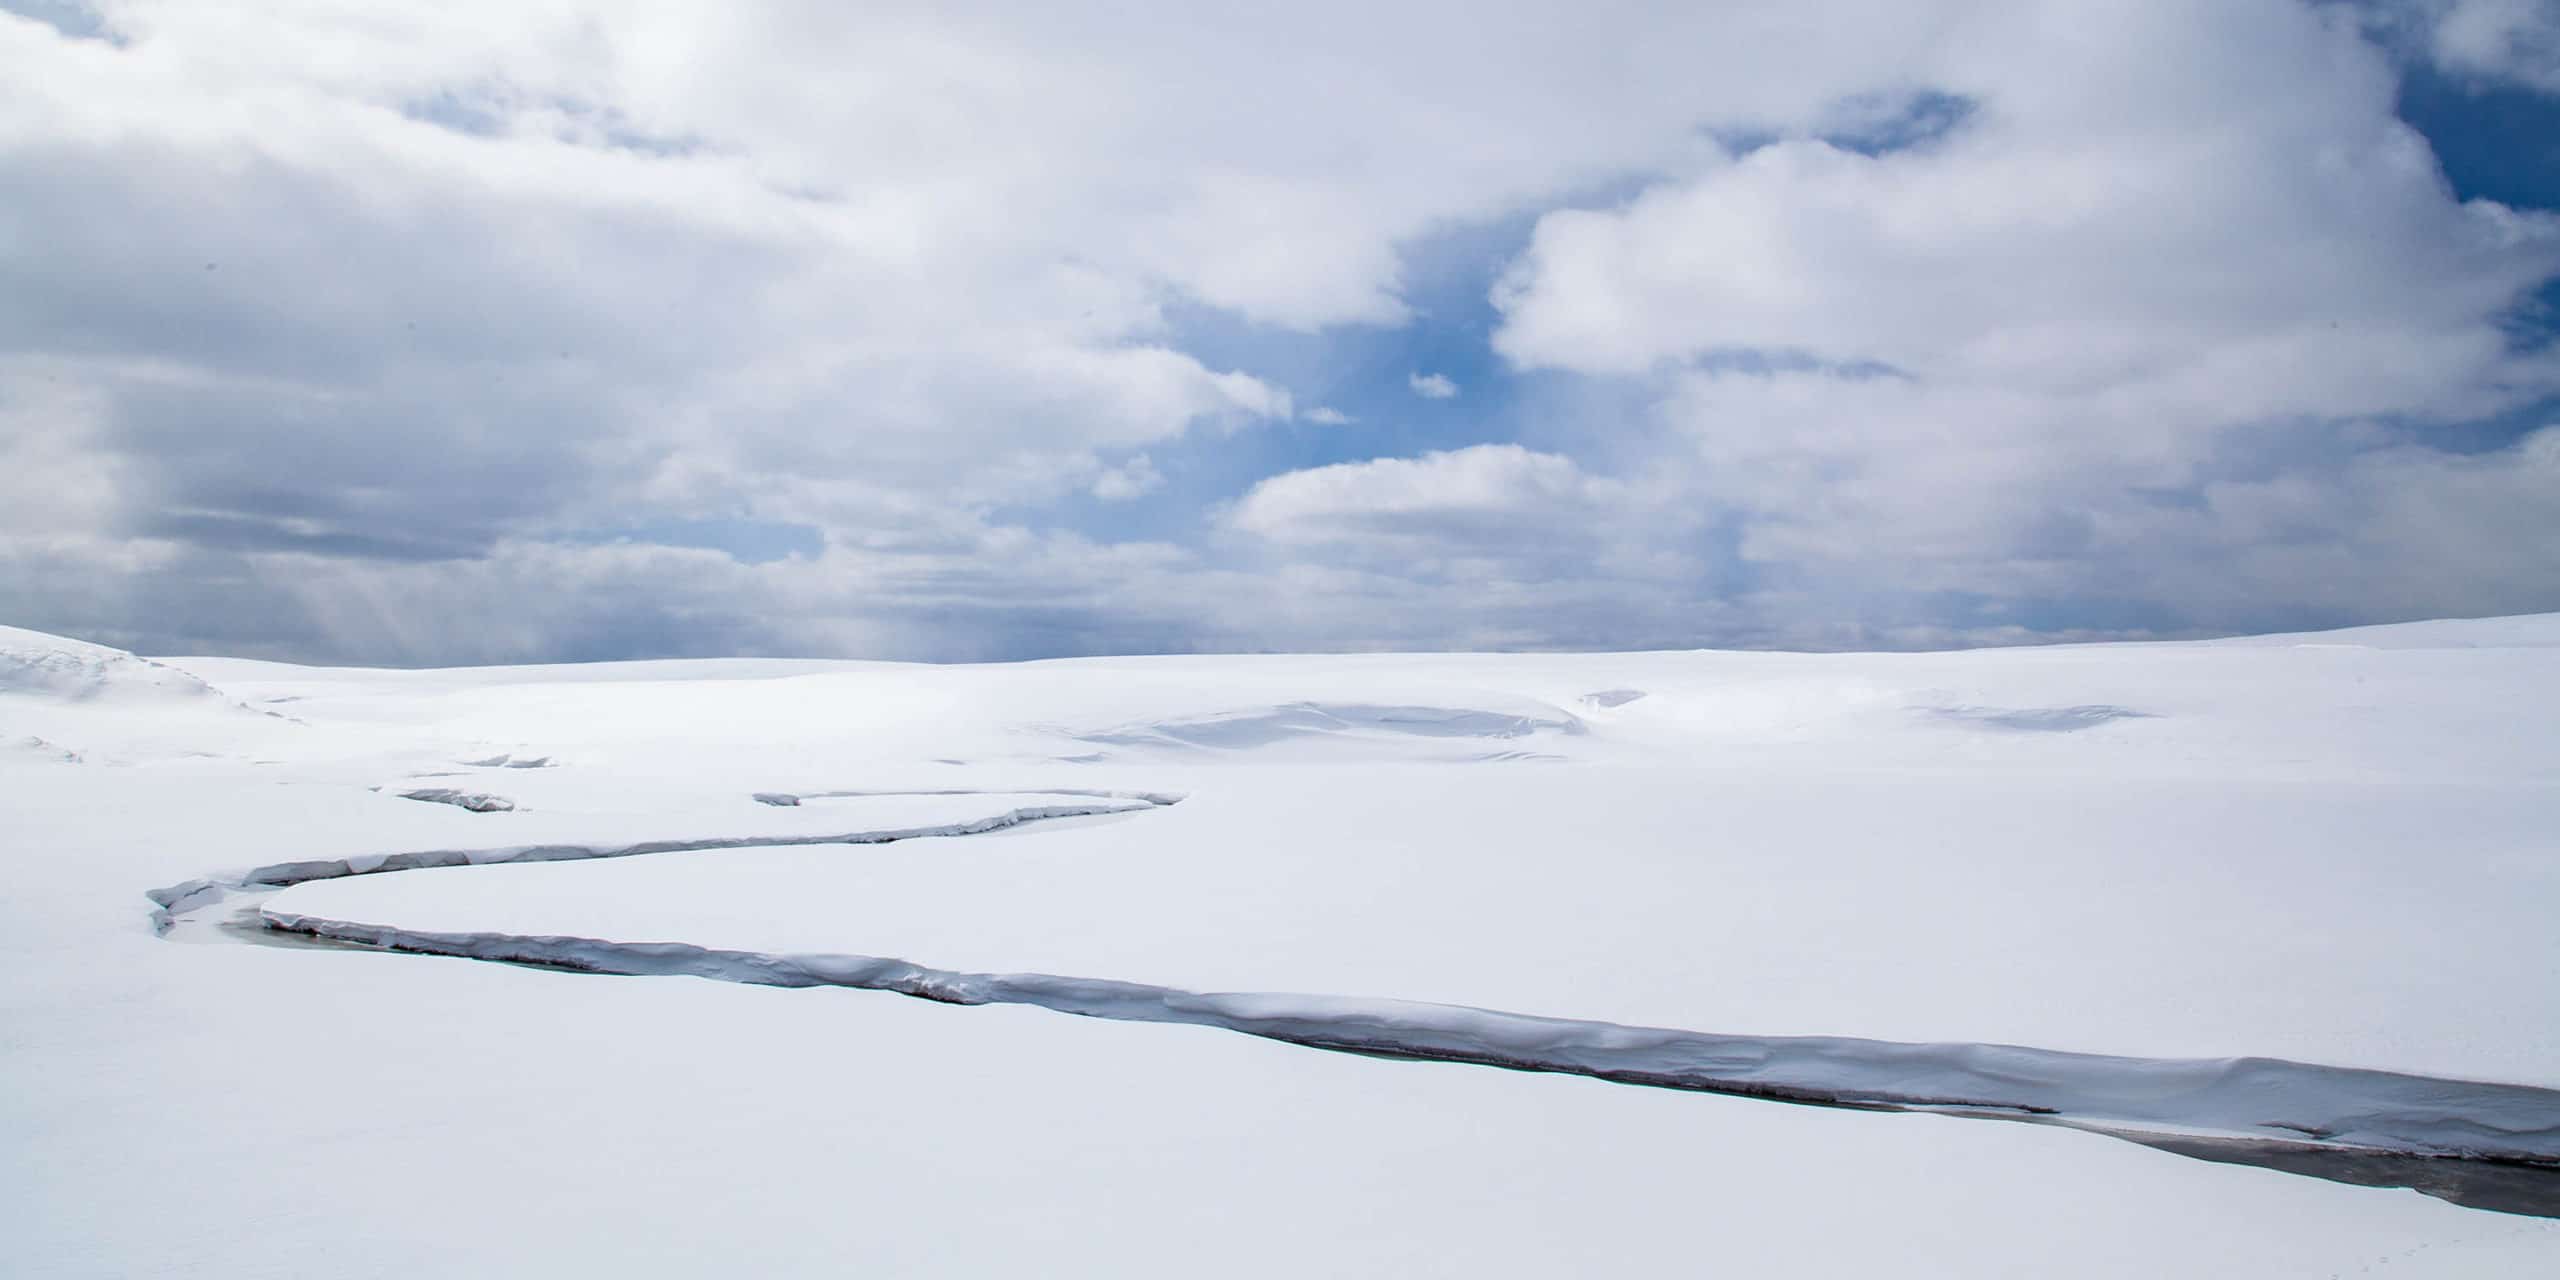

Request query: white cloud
[
  {"left": 1484, "top": 0, "right": 2560, "bottom": 632},
  {"left": 1407, "top": 372, "right": 1459, "bottom": 400},
  {"left": 1233, "top": 445, "right": 1606, "bottom": 540},
  {"left": 1220, "top": 443, "right": 1700, "bottom": 584},
  {"left": 1304, "top": 406, "right": 1353, "bottom": 425},
  {"left": 1215, "top": 444, "right": 1733, "bottom": 646},
  {"left": 1496, "top": 34, "right": 2557, "bottom": 398},
  {"left": 1090, "top": 454, "right": 1163, "bottom": 502},
  {"left": 2425, "top": 0, "right": 2560, "bottom": 92}
]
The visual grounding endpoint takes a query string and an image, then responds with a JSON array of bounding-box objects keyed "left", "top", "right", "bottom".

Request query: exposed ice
[
  {"left": 396, "top": 788, "right": 518, "bottom": 813},
  {"left": 1070, "top": 700, "right": 1584, "bottom": 753},
  {"left": 1922, "top": 703, "right": 2155, "bottom": 732}
]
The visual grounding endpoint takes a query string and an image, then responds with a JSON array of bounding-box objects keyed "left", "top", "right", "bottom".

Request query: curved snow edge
[
  {"left": 145, "top": 793, "right": 1183, "bottom": 932},
  {"left": 254, "top": 911, "right": 2560, "bottom": 1172},
  {"left": 752, "top": 787, "right": 1185, "bottom": 807}
]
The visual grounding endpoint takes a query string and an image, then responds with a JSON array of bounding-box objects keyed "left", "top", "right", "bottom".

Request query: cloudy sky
[{"left": 3, "top": 0, "right": 2557, "bottom": 663}]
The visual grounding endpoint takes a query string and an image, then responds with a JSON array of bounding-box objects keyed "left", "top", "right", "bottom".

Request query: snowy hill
[
  {"left": 2199, "top": 612, "right": 2560, "bottom": 649},
  {"left": 0, "top": 623, "right": 297, "bottom": 762},
  {"left": 0, "top": 622, "right": 234, "bottom": 704}
]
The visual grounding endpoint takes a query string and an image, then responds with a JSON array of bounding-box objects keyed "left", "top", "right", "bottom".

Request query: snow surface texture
[{"left": 9, "top": 619, "right": 2560, "bottom": 1274}]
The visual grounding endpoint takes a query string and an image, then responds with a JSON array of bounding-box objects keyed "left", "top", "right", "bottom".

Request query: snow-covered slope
[
  {"left": 0, "top": 623, "right": 234, "bottom": 702},
  {"left": 6, "top": 616, "right": 2559, "bottom": 1275},
  {"left": 2198, "top": 612, "right": 2560, "bottom": 649},
  {"left": 0, "top": 624, "right": 292, "bottom": 760}
]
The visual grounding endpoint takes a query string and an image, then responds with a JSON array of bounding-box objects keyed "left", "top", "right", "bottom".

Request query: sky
[{"left": 1, "top": 0, "right": 2556, "bottom": 664}]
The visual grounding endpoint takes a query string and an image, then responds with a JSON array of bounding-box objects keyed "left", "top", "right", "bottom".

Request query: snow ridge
[
  {"left": 395, "top": 789, "right": 518, "bottom": 813},
  {"left": 0, "top": 623, "right": 280, "bottom": 720},
  {"left": 256, "top": 909, "right": 2560, "bottom": 1215}
]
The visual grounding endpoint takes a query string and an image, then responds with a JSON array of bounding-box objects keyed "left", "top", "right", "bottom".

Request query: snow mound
[
  {"left": 463, "top": 753, "right": 554, "bottom": 769},
  {"left": 1069, "top": 700, "right": 1585, "bottom": 755},
  {"left": 0, "top": 624, "right": 235, "bottom": 705},
  {"left": 397, "top": 789, "right": 518, "bottom": 813},
  {"left": 0, "top": 625, "right": 295, "bottom": 760}
]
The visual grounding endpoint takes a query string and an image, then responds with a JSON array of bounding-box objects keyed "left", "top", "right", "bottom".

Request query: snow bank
[
  {"left": 0, "top": 624, "right": 294, "bottom": 761},
  {"left": 0, "top": 624, "right": 229, "bottom": 704}
]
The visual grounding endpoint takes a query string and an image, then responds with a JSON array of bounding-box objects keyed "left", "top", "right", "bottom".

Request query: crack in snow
[
  {"left": 246, "top": 911, "right": 2560, "bottom": 1218},
  {"left": 144, "top": 786, "right": 2560, "bottom": 1219},
  {"left": 752, "top": 787, "right": 1185, "bottom": 808},
  {"left": 145, "top": 791, "right": 1183, "bottom": 932}
]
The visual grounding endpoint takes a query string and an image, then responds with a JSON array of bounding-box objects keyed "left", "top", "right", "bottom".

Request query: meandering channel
[{"left": 149, "top": 787, "right": 2560, "bottom": 1219}]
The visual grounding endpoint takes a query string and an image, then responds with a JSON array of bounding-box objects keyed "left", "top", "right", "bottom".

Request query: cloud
[
  {"left": 0, "top": 0, "right": 1944, "bottom": 659},
  {"left": 1090, "top": 455, "right": 1164, "bottom": 502},
  {"left": 0, "top": 2, "right": 2555, "bottom": 661},
  {"left": 1482, "top": 0, "right": 2560, "bottom": 635},
  {"left": 1495, "top": 58, "right": 2557, "bottom": 394},
  {"left": 0, "top": 22, "right": 1294, "bottom": 524},
  {"left": 2117, "top": 425, "right": 2560, "bottom": 627},
  {"left": 1233, "top": 445, "right": 1607, "bottom": 542},
  {"left": 1221, "top": 443, "right": 1704, "bottom": 588},
  {"left": 2422, "top": 0, "right": 2560, "bottom": 92}
]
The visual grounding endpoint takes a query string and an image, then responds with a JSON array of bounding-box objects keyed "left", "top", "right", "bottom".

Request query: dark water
[{"left": 2113, "top": 1129, "right": 2560, "bottom": 1219}]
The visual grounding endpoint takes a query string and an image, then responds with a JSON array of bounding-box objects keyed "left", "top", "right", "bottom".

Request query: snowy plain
[{"left": 5, "top": 617, "right": 2560, "bottom": 1275}]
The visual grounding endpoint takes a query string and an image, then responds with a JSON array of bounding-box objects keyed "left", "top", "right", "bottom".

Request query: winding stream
[{"left": 149, "top": 787, "right": 2560, "bottom": 1219}]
